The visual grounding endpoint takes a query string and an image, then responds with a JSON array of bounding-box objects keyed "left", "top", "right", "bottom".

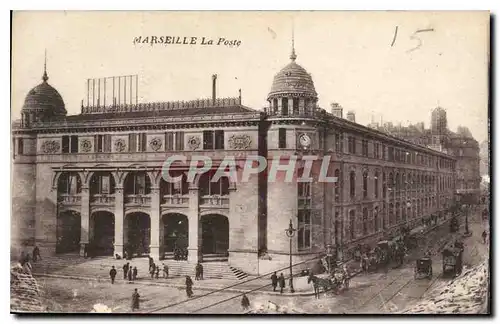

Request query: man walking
[
  {"left": 155, "top": 265, "right": 160, "bottom": 279},
  {"left": 163, "top": 263, "right": 169, "bottom": 278},
  {"left": 131, "top": 288, "right": 140, "bottom": 312},
  {"left": 133, "top": 266, "right": 138, "bottom": 281},
  {"left": 128, "top": 265, "right": 133, "bottom": 283},
  {"left": 185, "top": 275, "right": 194, "bottom": 298},
  {"left": 150, "top": 263, "right": 156, "bottom": 279},
  {"left": 123, "top": 262, "right": 129, "bottom": 280},
  {"left": 271, "top": 272, "right": 278, "bottom": 292},
  {"left": 241, "top": 294, "right": 250, "bottom": 311},
  {"left": 278, "top": 273, "right": 286, "bottom": 294},
  {"left": 482, "top": 230, "right": 488, "bottom": 244},
  {"left": 109, "top": 266, "right": 117, "bottom": 284},
  {"left": 32, "top": 246, "right": 41, "bottom": 262}
]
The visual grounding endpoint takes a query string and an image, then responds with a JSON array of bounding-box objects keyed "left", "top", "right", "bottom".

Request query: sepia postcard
[{"left": 10, "top": 10, "right": 490, "bottom": 315}]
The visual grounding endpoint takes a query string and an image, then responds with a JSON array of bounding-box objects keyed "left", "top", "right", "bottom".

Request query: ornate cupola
[
  {"left": 20, "top": 52, "right": 66, "bottom": 128},
  {"left": 267, "top": 35, "right": 318, "bottom": 117}
]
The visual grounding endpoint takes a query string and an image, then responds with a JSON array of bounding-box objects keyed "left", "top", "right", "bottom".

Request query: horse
[{"left": 307, "top": 274, "right": 334, "bottom": 299}]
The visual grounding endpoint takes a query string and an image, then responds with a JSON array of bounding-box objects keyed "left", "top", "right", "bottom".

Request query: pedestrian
[
  {"left": 84, "top": 244, "right": 88, "bottom": 258},
  {"left": 109, "top": 266, "right": 117, "bottom": 284},
  {"left": 241, "top": 294, "right": 250, "bottom": 311},
  {"left": 198, "top": 262, "right": 204, "bottom": 280},
  {"left": 155, "top": 265, "right": 160, "bottom": 279},
  {"left": 278, "top": 273, "right": 285, "bottom": 294},
  {"left": 123, "top": 262, "right": 129, "bottom": 280},
  {"left": 128, "top": 266, "right": 133, "bottom": 283},
  {"left": 195, "top": 263, "right": 200, "bottom": 280},
  {"left": 148, "top": 257, "right": 154, "bottom": 272},
  {"left": 150, "top": 263, "right": 156, "bottom": 279},
  {"left": 131, "top": 288, "right": 140, "bottom": 311},
  {"left": 133, "top": 266, "right": 138, "bottom": 281},
  {"left": 271, "top": 272, "right": 278, "bottom": 292},
  {"left": 32, "top": 246, "right": 41, "bottom": 262},
  {"left": 163, "top": 263, "right": 169, "bottom": 278},
  {"left": 185, "top": 275, "right": 194, "bottom": 298},
  {"left": 482, "top": 230, "right": 488, "bottom": 244}
]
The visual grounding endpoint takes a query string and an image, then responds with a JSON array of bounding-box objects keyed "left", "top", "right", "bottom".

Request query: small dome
[
  {"left": 268, "top": 60, "right": 317, "bottom": 100},
  {"left": 22, "top": 79, "right": 66, "bottom": 116}
]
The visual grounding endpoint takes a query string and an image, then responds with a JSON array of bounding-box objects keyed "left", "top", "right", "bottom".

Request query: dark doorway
[
  {"left": 91, "top": 211, "right": 115, "bottom": 256},
  {"left": 163, "top": 213, "right": 189, "bottom": 252},
  {"left": 201, "top": 214, "right": 229, "bottom": 254},
  {"left": 56, "top": 210, "right": 81, "bottom": 254},
  {"left": 126, "top": 212, "right": 151, "bottom": 256}
]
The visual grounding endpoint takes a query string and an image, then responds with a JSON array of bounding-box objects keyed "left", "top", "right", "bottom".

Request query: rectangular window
[
  {"left": 95, "top": 135, "right": 103, "bottom": 153},
  {"left": 282, "top": 98, "right": 289, "bottom": 115},
  {"left": 278, "top": 128, "right": 287, "bottom": 149},
  {"left": 165, "top": 133, "right": 174, "bottom": 151},
  {"left": 292, "top": 98, "right": 299, "bottom": 115},
  {"left": 203, "top": 131, "right": 214, "bottom": 150},
  {"left": 298, "top": 210, "right": 311, "bottom": 250},
  {"left": 137, "top": 133, "right": 147, "bottom": 152},
  {"left": 129, "top": 134, "right": 137, "bottom": 152},
  {"left": 215, "top": 130, "right": 224, "bottom": 150},
  {"left": 382, "top": 145, "right": 386, "bottom": 160},
  {"left": 335, "top": 133, "right": 343, "bottom": 153},
  {"left": 104, "top": 134, "right": 111, "bottom": 152},
  {"left": 362, "top": 140, "right": 368, "bottom": 157},
  {"left": 70, "top": 136, "right": 78, "bottom": 153},
  {"left": 175, "top": 132, "right": 184, "bottom": 151},
  {"left": 348, "top": 136, "right": 356, "bottom": 154},
  {"left": 62, "top": 136, "right": 70, "bottom": 153},
  {"left": 388, "top": 147, "right": 394, "bottom": 161},
  {"left": 17, "top": 138, "right": 24, "bottom": 155}
]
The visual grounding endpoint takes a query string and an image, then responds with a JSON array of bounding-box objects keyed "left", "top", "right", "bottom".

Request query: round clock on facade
[{"left": 299, "top": 133, "right": 311, "bottom": 147}]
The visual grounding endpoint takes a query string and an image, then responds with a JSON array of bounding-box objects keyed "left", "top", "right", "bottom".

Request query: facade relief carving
[
  {"left": 114, "top": 139, "right": 126, "bottom": 152},
  {"left": 41, "top": 140, "right": 60, "bottom": 154},
  {"left": 149, "top": 137, "right": 163, "bottom": 152},
  {"left": 228, "top": 134, "right": 252, "bottom": 150},
  {"left": 80, "top": 139, "right": 92, "bottom": 152},
  {"left": 187, "top": 136, "right": 201, "bottom": 150}
]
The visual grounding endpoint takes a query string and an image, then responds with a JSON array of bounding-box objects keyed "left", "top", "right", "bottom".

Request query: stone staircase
[{"left": 29, "top": 254, "right": 250, "bottom": 281}]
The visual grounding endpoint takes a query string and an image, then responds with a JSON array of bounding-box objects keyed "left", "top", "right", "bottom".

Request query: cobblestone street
[{"left": 32, "top": 211, "right": 488, "bottom": 314}]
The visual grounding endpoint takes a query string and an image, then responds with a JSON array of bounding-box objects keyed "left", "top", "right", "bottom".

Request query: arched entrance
[
  {"left": 163, "top": 213, "right": 189, "bottom": 252},
  {"left": 201, "top": 214, "right": 229, "bottom": 255},
  {"left": 56, "top": 210, "right": 81, "bottom": 254},
  {"left": 125, "top": 212, "right": 151, "bottom": 256},
  {"left": 90, "top": 211, "right": 115, "bottom": 256}
]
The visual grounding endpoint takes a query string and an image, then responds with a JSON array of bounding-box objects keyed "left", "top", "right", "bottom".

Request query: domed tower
[
  {"left": 267, "top": 40, "right": 318, "bottom": 117},
  {"left": 20, "top": 58, "right": 66, "bottom": 128}
]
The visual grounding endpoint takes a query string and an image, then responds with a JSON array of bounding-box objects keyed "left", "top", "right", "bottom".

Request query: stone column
[
  {"left": 188, "top": 185, "right": 201, "bottom": 263},
  {"left": 80, "top": 185, "right": 90, "bottom": 256},
  {"left": 113, "top": 186, "right": 124, "bottom": 258},
  {"left": 149, "top": 186, "right": 161, "bottom": 260},
  {"left": 277, "top": 97, "right": 283, "bottom": 116}
]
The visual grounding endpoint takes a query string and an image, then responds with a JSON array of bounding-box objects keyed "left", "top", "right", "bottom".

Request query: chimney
[
  {"left": 212, "top": 74, "right": 217, "bottom": 105},
  {"left": 330, "top": 102, "right": 343, "bottom": 118},
  {"left": 346, "top": 110, "right": 356, "bottom": 123}
]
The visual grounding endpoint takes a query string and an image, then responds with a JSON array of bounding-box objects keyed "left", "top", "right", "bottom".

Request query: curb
[{"left": 31, "top": 273, "right": 318, "bottom": 297}]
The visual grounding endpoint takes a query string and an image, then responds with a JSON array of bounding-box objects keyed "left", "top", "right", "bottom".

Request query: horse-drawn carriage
[
  {"left": 414, "top": 257, "right": 432, "bottom": 279},
  {"left": 308, "top": 267, "right": 350, "bottom": 299},
  {"left": 376, "top": 239, "right": 406, "bottom": 268},
  {"left": 442, "top": 247, "right": 463, "bottom": 277}
]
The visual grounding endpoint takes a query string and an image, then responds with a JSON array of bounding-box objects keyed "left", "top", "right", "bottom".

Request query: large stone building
[{"left": 12, "top": 46, "right": 457, "bottom": 275}]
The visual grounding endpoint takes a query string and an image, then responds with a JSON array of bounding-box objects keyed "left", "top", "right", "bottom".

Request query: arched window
[
  {"left": 389, "top": 203, "right": 394, "bottom": 226},
  {"left": 58, "top": 172, "right": 82, "bottom": 195},
  {"left": 362, "top": 208, "right": 368, "bottom": 235},
  {"left": 363, "top": 171, "right": 368, "bottom": 198},
  {"left": 395, "top": 173, "right": 400, "bottom": 191},
  {"left": 273, "top": 98, "right": 278, "bottom": 114},
  {"left": 349, "top": 171, "right": 356, "bottom": 199},
  {"left": 374, "top": 206, "right": 379, "bottom": 232},
  {"left": 124, "top": 172, "right": 150, "bottom": 195},
  {"left": 396, "top": 202, "right": 401, "bottom": 223},
  {"left": 349, "top": 210, "right": 356, "bottom": 240},
  {"left": 334, "top": 169, "right": 340, "bottom": 203},
  {"left": 374, "top": 171, "right": 379, "bottom": 199},
  {"left": 402, "top": 173, "right": 406, "bottom": 190},
  {"left": 160, "top": 171, "right": 189, "bottom": 196},
  {"left": 388, "top": 172, "right": 394, "bottom": 192}
]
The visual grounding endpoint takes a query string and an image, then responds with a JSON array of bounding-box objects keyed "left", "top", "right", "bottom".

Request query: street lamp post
[{"left": 285, "top": 219, "right": 296, "bottom": 293}]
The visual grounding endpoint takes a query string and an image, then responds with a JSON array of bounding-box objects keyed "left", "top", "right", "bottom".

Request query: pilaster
[
  {"left": 188, "top": 185, "right": 201, "bottom": 263},
  {"left": 113, "top": 186, "right": 124, "bottom": 257},
  {"left": 80, "top": 185, "right": 90, "bottom": 256},
  {"left": 149, "top": 185, "right": 161, "bottom": 260}
]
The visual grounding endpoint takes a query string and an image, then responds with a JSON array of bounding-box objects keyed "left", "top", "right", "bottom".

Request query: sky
[{"left": 11, "top": 11, "right": 489, "bottom": 142}]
